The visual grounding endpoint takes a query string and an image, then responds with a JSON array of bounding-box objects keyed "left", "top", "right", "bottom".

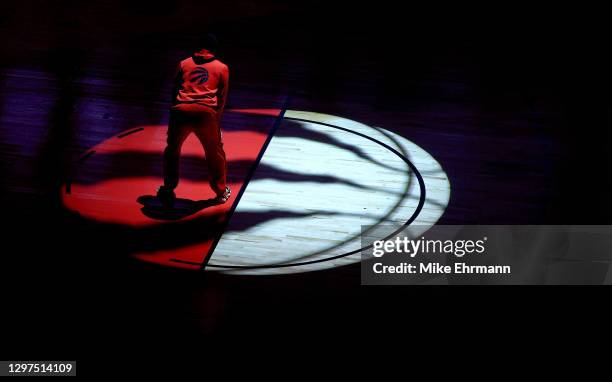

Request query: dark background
[{"left": 1, "top": 0, "right": 610, "bottom": 369}]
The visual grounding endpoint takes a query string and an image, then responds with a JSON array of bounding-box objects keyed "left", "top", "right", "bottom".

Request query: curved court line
[
  {"left": 207, "top": 113, "right": 419, "bottom": 269},
  {"left": 62, "top": 107, "right": 449, "bottom": 274},
  {"left": 205, "top": 116, "right": 426, "bottom": 270},
  {"left": 276, "top": 121, "right": 410, "bottom": 174}
]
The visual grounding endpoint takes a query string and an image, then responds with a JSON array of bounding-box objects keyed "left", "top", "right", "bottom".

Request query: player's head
[{"left": 199, "top": 33, "right": 219, "bottom": 54}]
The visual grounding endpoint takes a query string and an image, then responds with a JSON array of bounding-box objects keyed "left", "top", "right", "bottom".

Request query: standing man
[{"left": 157, "top": 34, "right": 231, "bottom": 207}]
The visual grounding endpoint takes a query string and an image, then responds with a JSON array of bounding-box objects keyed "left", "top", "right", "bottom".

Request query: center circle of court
[
  {"left": 62, "top": 109, "right": 447, "bottom": 273},
  {"left": 206, "top": 117, "right": 426, "bottom": 269}
]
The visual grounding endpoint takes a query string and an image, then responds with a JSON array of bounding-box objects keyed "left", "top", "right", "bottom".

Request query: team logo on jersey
[{"left": 190, "top": 67, "right": 209, "bottom": 84}]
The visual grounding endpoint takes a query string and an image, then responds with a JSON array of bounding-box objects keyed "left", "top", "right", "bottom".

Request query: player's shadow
[{"left": 136, "top": 195, "right": 219, "bottom": 220}]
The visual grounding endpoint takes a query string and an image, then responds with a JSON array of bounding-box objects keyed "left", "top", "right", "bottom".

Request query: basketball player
[{"left": 157, "top": 34, "right": 231, "bottom": 207}]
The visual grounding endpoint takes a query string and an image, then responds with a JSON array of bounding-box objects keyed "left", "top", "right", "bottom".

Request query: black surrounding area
[{"left": 1, "top": 1, "right": 610, "bottom": 369}]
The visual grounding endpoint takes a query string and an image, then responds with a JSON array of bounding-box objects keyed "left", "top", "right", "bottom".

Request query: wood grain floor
[
  {"left": 210, "top": 110, "right": 450, "bottom": 274},
  {"left": 2, "top": 0, "right": 610, "bottom": 353}
]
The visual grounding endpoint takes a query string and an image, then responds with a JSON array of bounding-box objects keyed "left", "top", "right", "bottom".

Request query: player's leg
[
  {"left": 193, "top": 109, "right": 230, "bottom": 202},
  {"left": 159, "top": 110, "right": 191, "bottom": 206}
]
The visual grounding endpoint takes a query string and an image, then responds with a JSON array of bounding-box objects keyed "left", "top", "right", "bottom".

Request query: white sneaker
[{"left": 215, "top": 187, "right": 231, "bottom": 204}]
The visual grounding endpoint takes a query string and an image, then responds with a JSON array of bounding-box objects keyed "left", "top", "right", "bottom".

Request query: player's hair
[{"left": 199, "top": 33, "right": 219, "bottom": 53}]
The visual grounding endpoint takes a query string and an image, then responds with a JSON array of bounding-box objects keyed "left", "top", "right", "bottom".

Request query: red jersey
[{"left": 172, "top": 49, "right": 229, "bottom": 112}]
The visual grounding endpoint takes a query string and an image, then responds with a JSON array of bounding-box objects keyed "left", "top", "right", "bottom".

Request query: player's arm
[
  {"left": 217, "top": 65, "right": 229, "bottom": 115},
  {"left": 171, "top": 63, "right": 183, "bottom": 105}
]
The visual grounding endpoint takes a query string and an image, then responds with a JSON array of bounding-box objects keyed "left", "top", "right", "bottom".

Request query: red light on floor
[{"left": 63, "top": 113, "right": 276, "bottom": 269}]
